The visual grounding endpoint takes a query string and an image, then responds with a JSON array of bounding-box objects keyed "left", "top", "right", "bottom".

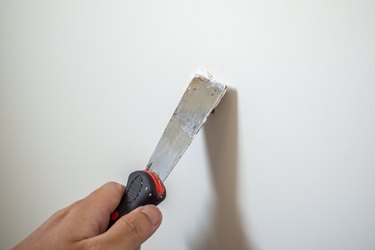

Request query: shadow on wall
[{"left": 190, "top": 89, "right": 253, "bottom": 250}]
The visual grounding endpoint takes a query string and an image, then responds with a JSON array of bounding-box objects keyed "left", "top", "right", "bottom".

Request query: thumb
[{"left": 92, "top": 205, "right": 162, "bottom": 250}]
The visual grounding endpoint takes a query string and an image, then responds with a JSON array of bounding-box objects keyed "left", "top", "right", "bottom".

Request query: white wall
[{"left": 1, "top": 1, "right": 375, "bottom": 249}]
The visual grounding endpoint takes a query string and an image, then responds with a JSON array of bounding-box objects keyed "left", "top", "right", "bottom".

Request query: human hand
[{"left": 13, "top": 182, "right": 163, "bottom": 250}]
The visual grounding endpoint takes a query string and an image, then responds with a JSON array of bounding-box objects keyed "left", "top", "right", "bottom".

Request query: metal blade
[{"left": 146, "top": 75, "right": 227, "bottom": 181}]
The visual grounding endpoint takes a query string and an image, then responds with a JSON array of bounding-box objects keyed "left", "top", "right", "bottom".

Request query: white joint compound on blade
[{"left": 146, "top": 75, "right": 227, "bottom": 181}]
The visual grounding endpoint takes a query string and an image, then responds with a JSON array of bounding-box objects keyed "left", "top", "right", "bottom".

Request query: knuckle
[
  {"left": 82, "top": 239, "right": 101, "bottom": 250},
  {"left": 51, "top": 207, "right": 68, "bottom": 220},
  {"left": 68, "top": 198, "right": 86, "bottom": 211}
]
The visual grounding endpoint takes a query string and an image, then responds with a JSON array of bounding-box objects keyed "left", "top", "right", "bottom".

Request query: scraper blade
[
  {"left": 107, "top": 74, "right": 227, "bottom": 229},
  {"left": 146, "top": 75, "right": 227, "bottom": 181}
]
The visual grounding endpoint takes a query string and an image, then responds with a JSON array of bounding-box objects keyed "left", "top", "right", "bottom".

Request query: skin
[{"left": 13, "top": 182, "right": 162, "bottom": 250}]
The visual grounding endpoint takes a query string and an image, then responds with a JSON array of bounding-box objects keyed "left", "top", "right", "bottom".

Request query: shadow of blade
[{"left": 191, "top": 89, "right": 252, "bottom": 250}]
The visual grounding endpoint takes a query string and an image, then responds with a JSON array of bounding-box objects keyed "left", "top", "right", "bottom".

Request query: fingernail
[{"left": 139, "top": 205, "right": 162, "bottom": 227}]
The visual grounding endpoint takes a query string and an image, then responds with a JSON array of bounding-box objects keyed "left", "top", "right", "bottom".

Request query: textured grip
[{"left": 107, "top": 170, "right": 166, "bottom": 229}]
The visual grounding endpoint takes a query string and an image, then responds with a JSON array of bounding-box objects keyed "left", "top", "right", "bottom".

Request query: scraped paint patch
[{"left": 179, "top": 112, "right": 202, "bottom": 138}]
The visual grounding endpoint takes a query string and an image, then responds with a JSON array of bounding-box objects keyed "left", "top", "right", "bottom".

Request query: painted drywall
[{"left": 1, "top": 1, "right": 375, "bottom": 249}]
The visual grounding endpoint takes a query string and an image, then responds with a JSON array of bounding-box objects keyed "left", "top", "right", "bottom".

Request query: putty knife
[{"left": 108, "top": 74, "right": 227, "bottom": 228}]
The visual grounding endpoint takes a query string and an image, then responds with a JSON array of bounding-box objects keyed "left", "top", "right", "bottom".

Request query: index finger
[{"left": 80, "top": 182, "right": 125, "bottom": 233}]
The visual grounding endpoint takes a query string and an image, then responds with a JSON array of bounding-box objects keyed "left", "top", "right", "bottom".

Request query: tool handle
[{"left": 107, "top": 170, "right": 166, "bottom": 229}]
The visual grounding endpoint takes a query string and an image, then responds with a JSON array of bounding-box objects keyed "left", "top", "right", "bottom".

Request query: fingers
[
  {"left": 89, "top": 205, "right": 162, "bottom": 250},
  {"left": 87, "top": 182, "right": 125, "bottom": 213},
  {"left": 76, "top": 182, "right": 125, "bottom": 234}
]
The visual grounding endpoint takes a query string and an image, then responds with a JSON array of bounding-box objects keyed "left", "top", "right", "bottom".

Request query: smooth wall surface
[{"left": 1, "top": 1, "right": 375, "bottom": 249}]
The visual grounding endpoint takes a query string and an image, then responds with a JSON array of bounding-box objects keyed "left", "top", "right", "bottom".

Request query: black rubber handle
[{"left": 107, "top": 170, "right": 166, "bottom": 229}]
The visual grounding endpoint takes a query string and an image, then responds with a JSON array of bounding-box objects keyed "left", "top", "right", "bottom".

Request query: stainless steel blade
[{"left": 146, "top": 75, "right": 227, "bottom": 181}]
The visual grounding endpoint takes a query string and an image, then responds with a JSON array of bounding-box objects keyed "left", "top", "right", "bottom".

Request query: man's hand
[{"left": 13, "top": 182, "right": 163, "bottom": 250}]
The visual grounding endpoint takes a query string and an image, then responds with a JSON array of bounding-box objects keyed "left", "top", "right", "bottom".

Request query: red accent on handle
[
  {"left": 143, "top": 170, "right": 165, "bottom": 196},
  {"left": 110, "top": 210, "right": 119, "bottom": 221}
]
